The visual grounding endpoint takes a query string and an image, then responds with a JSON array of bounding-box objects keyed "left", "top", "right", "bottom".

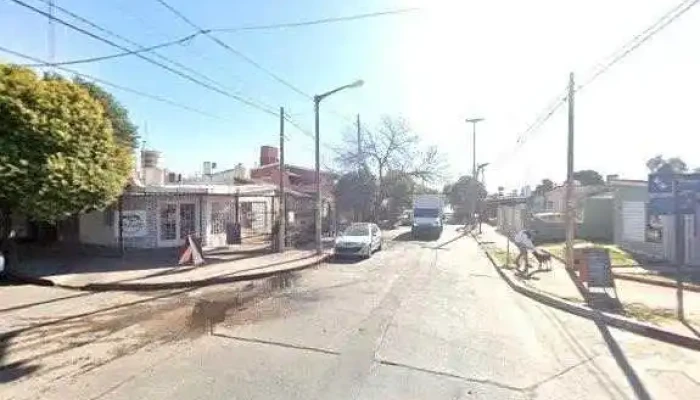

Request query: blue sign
[
  {"left": 649, "top": 193, "right": 696, "bottom": 215},
  {"left": 678, "top": 173, "right": 700, "bottom": 192},
  {"left": 649, "top": 173, "right": 700, "bottom": 193},
  {"left": 648, "top": 174, "right": 673, "bottom": 193}
]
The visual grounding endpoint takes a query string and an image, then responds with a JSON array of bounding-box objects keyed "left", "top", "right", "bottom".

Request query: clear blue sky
[{"left": 2, "top": 0, "right": 700, "bottom": 192}]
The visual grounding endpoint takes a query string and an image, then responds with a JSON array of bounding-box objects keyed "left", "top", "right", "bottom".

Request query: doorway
[{"left": 158, "top": 202, "right": 197, "bottom": 247}]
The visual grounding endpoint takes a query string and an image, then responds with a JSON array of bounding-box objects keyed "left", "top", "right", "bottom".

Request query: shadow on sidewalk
[
  {"left": 682, "top": 319, "right": 700, "bottom": 339},
  {"left": 594, "top": 319, "right": 652, "bottom": 400}
]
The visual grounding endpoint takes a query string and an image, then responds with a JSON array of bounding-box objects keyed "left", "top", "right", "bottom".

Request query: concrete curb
[
  {"left": 473, "top": 234, "right": 700, "bottom": 352},
  {"left": 541, "top": 249, "right": 700, "bottom": 294},
  {"left": 9, "top": 254, "right": 330, "bottom": 292},
  {"left": 613, "top": 272, "right": 700, "bottom": 293}
]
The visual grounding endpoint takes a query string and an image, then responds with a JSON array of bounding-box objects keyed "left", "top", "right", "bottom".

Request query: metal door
[
  {"left": 158, "top": 203, "right": 178, "bottom": 247},
  {"left": 158, "top": 202, "right": 197, "bottom": 247}
]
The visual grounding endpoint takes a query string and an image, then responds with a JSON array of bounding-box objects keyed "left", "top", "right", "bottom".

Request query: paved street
[{"left": 2, "top": 226, "right": 700, "bottom": 399}]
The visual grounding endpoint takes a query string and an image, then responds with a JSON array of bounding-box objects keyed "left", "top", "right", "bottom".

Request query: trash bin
[{"left": 226, "top": 223, "right": 241, "bottom": 245}]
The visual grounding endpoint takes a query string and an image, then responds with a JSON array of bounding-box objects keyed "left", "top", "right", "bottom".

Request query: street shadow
[
  {"left": 0, "top": 291, "right": 93, "bottom": 314},
  {"left": 0, "top": 331, "right": 41, "bottom": 383},
  {"left": 327, "top": 256, "right": 363, "bottom": 265},
  {"left": 433, "top": 234, "right": 466, "bottom": 249},
  {"left": 593, "top": 319, "right": 652, "bottom": 400},
  {"left": 524, "top": 268, "right": 553, "bottom": 279},
  {"left": 392, "top": 232, "right": 439, "bottom": 242},
  {"left": 0, "top": 287, "right": 199, "bottom": 377},
  {"left": 11, "top": 246, "right": 272, "bottom": 285},
  {"left": 681, "top": 319, "right": 700, "bottom": 339}
]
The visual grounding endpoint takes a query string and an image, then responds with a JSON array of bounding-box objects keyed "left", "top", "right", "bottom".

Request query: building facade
[{"left": 79, "top": 184, "right": 279, "bottom": 249}]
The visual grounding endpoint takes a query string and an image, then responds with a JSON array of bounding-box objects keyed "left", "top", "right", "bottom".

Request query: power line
[
  {"left": 20, "top": 31, "right": 204, "bottom": 67},
  {"left": 153, "top": 0, "right": 313, "bottom": 100},
  {"left": 2, "top": 46, "right": 332, "bottom": 154},
  {"left": 491, "top": 0, "right": 700, "bottom": 175},
  {"left": 7, "top": 0, "right": 279, "bottom": 118},
  {"left": 211, "top": 7, "right": 421, "bottom": 33},
  {"left": 578, "top": 0, "right": 700, "bottom": 91},
  {"left": 32, "top": 0, "right": 238, "bottom": 91},
  {"left": 515, "top": 89, "right": 568, "bottom": 145},
  {"left": 0, "top": 45, "right": 226, "bottom": 120}
]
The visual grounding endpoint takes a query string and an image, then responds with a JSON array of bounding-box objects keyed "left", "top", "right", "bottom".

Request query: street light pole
[
  {"left": 314, "top": 80, "right": 364, "bottom": 254},
  {"left": 466, "top": 118, "right": 484, "bottom": 178},
  {"left": 466, "top": 118, "right": 484, "bottom": 227},
  {"left": 476, "top": 162, "right": 489, "bottom": 234}
]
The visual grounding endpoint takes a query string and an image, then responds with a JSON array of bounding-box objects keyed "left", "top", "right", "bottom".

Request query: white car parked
[{"left": 334, "top": 223, "right": 382, "bottom": 259}]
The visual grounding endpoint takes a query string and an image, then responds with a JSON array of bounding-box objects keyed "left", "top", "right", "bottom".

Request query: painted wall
[{"left": 612, "top": 183, "right": 670, "bottom": 261}]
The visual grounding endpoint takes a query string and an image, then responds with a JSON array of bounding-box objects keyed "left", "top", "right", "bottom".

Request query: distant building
[{"left": 249, "top": 146, "right": 336, "bottom": 232}]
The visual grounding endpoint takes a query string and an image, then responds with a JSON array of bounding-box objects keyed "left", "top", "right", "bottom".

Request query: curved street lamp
[{"left": 314, "top": 80, "right": 365, "bottom": 254}]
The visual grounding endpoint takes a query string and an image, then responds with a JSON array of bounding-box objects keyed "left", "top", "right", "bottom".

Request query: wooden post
[
  {"left": 564, "top": 72, "right": 575, "bottom": 270},
  {"left": 673, "top": 178, "right": 685, "bottom": 319},
  {"left": 279, "top": 107, "right": 286, "bottom": 252}
]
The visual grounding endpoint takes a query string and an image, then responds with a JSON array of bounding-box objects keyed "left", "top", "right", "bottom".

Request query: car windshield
[
  {"left": 343, "top": 225, "right": 369, "bottom": 236},
  {"left": 414, "top": 208, "right": 439, "bottom": 218}
]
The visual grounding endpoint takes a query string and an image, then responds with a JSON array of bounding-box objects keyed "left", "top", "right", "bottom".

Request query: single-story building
[
  {"left": 611, "top": 179, "right": 679, "bottom": 263},
  {"left": 79, "top": 182, "right": 282, "bottom": 249}
]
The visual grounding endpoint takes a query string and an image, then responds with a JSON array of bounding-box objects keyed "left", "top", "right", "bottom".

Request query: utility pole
[
  {"left": 356, "top": 114, "right": 362, "bottom": 169},
  {"left": 314, "top": 97, "right": 322, "bottom": 255},
  {"left": 673, "top": 178, "right": 685, "bottom": 319},
  {"left": 48, "top": 0, "right": 55, "bottom": 67},
  {"left": 564, "top": 72, "right": 575, "bottom": 270},
  {"left": 278, "top": 107, "right": 286, "bottom": 253}
]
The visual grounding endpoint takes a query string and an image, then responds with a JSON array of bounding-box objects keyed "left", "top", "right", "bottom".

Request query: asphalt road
[{"left": 2, "top": 226, "right": 700, "bottom": 399}]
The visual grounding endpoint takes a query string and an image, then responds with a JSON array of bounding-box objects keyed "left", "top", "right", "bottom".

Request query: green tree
[
  {"left": 646, "top": 155, "right": 688, "bottom": 174},
  {"left": 444, "top": 175, "right": 486, "bottom": 223},
  {"left": 334, "top": 168, "right": 376, "bottom": 222},
  {"left": 74, "top": 77, "right": 140, "bottom": 149},
  {"left": 533, "top": 179, "right": 554, "bottom": 196},
  {"left": 572, "top": 169, "right": 604, "bottom": 186},
  {"left": 0, "top": 64, "right": 133, "bottom": 226}
]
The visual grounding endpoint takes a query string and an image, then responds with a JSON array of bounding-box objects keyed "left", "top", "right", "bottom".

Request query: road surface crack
[
  {"left": 212, "top": 333, "right": 339, "bottom": 355},
  {"left": 376, "top": 359, "right": 525, "bottom": 393}
]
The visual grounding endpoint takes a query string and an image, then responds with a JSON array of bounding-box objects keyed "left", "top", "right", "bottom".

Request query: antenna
[{"left": 142, "top": 121, "right": 149, "bottom": 150}]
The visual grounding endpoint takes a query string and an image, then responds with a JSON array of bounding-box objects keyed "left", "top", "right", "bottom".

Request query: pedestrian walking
[{"left": 513, "top": 229, "right": 535, "bottom": 271}]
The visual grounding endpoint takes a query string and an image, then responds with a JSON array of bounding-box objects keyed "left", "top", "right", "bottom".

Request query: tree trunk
[{"left": 0, "top": 204, "right": 19, "bottom": 274}]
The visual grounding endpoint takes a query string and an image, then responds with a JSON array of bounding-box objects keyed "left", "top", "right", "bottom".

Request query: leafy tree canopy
[
  {"left": 572, "top": 169, "right": 604, "bottom": 186},
  {"left": 646, "top": 155, "right": 688, "bottom": 175},
  {"left": 443, "top": 175, "right": 486, "bottom": 222},
  {"left": 73, "top": 76, "right": 139, "bottom": 149},
  {"left": 0, "top": 64, "right": 133, "bottom": 222},
  {"left": 533, "top": 179, "right": 554, "bottom": 196}
]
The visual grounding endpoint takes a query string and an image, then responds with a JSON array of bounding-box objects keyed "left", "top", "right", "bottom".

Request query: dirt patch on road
[{"left": 1, "top": 272, "right": 306, "bottom": 394}]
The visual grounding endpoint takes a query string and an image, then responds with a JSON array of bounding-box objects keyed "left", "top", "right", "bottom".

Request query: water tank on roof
[{"left": 141, "top": 150, "right": 160, "bottom": 168}]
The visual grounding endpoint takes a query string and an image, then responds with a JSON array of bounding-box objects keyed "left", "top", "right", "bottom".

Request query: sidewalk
[
  {"left": 475, "top": 224, "right": 700, "bottom": 338},
  {"left": 9, "top": 245, "right": 330, "bottom": 291}
]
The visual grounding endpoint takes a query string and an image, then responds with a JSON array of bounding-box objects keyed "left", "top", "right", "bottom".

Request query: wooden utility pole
[
  {"left": 673, "top": 179, "right": 685, "bottom": 319},
  {"left": 356, "top": 114, "right": 362, "bottom": 169},
  {"left": 565, "top": 72, "right": 575, "bottom": 269},
  {"left": 278, "top": 107, "right": 286, "bottom": 253}
]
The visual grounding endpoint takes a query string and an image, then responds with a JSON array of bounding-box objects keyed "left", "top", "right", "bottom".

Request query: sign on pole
[{"left": 648, "top": 173, "right": 700, "bottom": 216}]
